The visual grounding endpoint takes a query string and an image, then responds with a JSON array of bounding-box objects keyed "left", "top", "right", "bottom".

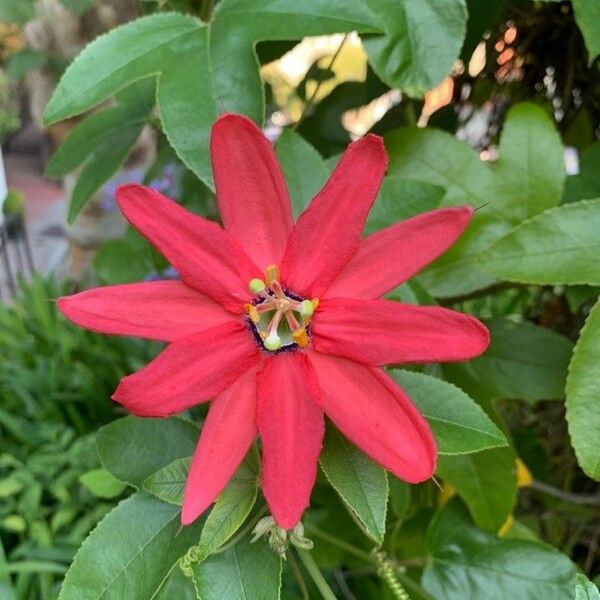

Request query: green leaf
[
  {"left": 58, "top": 493, "right": 205, "bottom": 600},
  {"left": 437, "top": 446, "right": 517, "bottom": 532},
  {"left": 492, "top": 102, "right": 564, "bottom": 223},
  {"left": 97, "top": 416, "right": 199, "bottom": 488},
  {"left": 390, "top": 370, "right": 507, "bottom": 454},
  {"left": 362, "top": 0, "right": 467, "bottom": 97},
  {"left": 386, "top": 103, "right": 564, "bottom": 297},
  {"left": 275, "top": 129, "right": 329, "bottom": 218},
  {"left": 5, "top": 49, "right": 46, "bottom": 80},
  {"left": 192, "top": 537, "right": 282, "bottom": 600},
  {"left": 44, "top": 6, "right": 380, "bottom": 189},
  {"left": 59, "top": 0, "right": 94, "bottom": 14},
  {"left": 46, "top": 78, "right": 155, "bottom": 223},
  {"left": 0, "top": 477, "right": 23, "bottom": 498},
  {"left": 566, "top": 296, "right": 600, "bottom": 481},
  {"left": 0, "top": 538, "right": 15, "bottom": 600},
  {"left": 573, "top": 0, "right": 600, "bottom": 64},
  {"left": 79, "top": 468, "right": 127, "bottom": 499},
  {"left": 319, "top": 422, "right": 388, "bottom": 543},
  {"left": 423, "top": 499, "right": 577, "bottom": 600},
  {"left": 365, "top": 177, "right": 445, "bottom": 235},
  {"left": 144, "top": 457, "right": 190, "bottom": 506},
  {"left": 445, "top": 319, "right": 573, "bottom": 403},
  {"left": 480, "top": 199, "right": 600, "bottom": 286},
  {"left": 198, "top": 446, "right": 260, "bottom": 556},
  {"left": 0, "top": 0, "right": 35, "bottom": 24},
  {"left": 143, "top": 448, "right": 260, "bottom": 556},
  {"left": 563, "top": 142, "right": 600, "bottom": 203},
  {"left": 576, "top": 574, "right": 600, "bottom": 600}
]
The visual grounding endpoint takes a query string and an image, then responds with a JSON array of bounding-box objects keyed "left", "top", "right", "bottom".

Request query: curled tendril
[{"left": 371, "top": 549, "right": 411, "bottom": 600}]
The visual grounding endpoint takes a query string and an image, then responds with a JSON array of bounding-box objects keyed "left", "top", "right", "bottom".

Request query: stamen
[
  {"left": 248, "top": 278, "right": 266, "bottom": 295},
  {"left": 244, "top": 303, "right": 260, "bottom": 324},
  {"left": 265, "top": 265, "right": 280, "bottom": 286},
  {"left": 300, "top": 300, "right": 315, "bottom": 318},
  {"left": 245, "top": 265, "right": 317, "bottom": 352},
  {"left": 292, "top": 328, "right": 309, "bottom": 347},
  {"left": 264, "top": 331, "right": 282, "bottom": 351}
]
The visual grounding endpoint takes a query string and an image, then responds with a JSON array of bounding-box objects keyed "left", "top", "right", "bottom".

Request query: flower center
[{"left": 244, "top": 265, "right": 318, "bottom": 353}]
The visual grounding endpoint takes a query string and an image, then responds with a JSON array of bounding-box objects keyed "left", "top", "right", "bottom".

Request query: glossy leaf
[
  {"left": 46, "top": 79, "right": 155, "bottom": 223},
  {"left": 79, "top": 469, "right": 127, "bottom": 499},
  {"left": 390, "top": 370, "right": 507, "bottom": 454},
  {"left": 143, "top": 457, "right": 190, "bottom": 505},
  {"left": 386, "top": 103, "right": 564, "bottom": 297},
  {"left": 192, "top": 537, "right": 282, "bottom": 600},
  {"left": 362, "top": 0, "right": 468, "bottom": 97},
  {"left": 480, "top": 199, "right": 600, "bottom": 286},
  {"left": 198, "top": 446, "right": 260, "bottom": 556},
  {"left": 365, "top": 177, "right": 445, "bottom": 235},
  {"left": 437, "top": 446, "right": 517, "bottom": 532},
  {"left": 445, "top": 319, "right": 573, "bottom": 403},
  {"left": 423, "top": 500, "right": 577, "bottom": 600},
  {"left": 573, "top": 0, "right": 600, "bottom": 63},
  {"left": 58, "top": 493, "right": 205, "bottom": 600},
  {"left": 566, "top": 296, "right": 600, "bottom": 481},
  {"left": 96, "top": 416, "right": 199, "bottom": 488},
  {"left": 143, "top": 447, "right": 260, "bottom": 556},
  {"left": 319, "top": 422, "right": 388, "bottom": 543},
  {"left": 275, "top": 129, "right": 329, "bottom": 218},
  {"left": 576, "top": 574, "right": 600, "bottom": 600},
  {"left": 44, "top": 6, "right": 380, "bottom": 189}
]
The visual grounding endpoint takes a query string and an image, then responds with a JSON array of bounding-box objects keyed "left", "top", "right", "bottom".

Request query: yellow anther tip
[
  {"left": 265, "top": 265, "right": 280, "bottom": 285},
  {"left": 292, "top": 328, "right": 309, "bottom": 347},
  {"left": 244, "top": 303, "right": 260, "bottom": 324}
]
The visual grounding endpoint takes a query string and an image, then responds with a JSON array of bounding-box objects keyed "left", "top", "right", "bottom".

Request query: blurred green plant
[{"left": 0, "top": 277, "right": 157, "bottom": 599}]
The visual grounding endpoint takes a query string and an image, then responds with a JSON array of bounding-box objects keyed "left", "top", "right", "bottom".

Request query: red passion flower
[{"left": 58, "top": 113, "right": 489, "bottom": 529}]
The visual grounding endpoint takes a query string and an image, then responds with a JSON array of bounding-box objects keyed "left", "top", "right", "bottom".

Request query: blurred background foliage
[{"left": 0, "top": 0, "right": 599, "bottom": 598}]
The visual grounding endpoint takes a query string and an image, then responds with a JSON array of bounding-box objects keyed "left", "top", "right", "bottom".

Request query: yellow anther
[
  {"left": 311, "top": 298, "right": 320, "bottom": 310},
  {"left": 265, "top": 265, "right": 280, "bottom": 285},
  {"left": 244, "top": 303, "right": 260, "bottom": 324},
  {"left": 292, "top": 328, "right": 309, "bottom": 347}
]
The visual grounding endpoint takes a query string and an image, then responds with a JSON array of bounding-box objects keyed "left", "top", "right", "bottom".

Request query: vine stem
[
  {"left": 296, "top": 549, "right": 338, "bottom": 600},
  {"left": 304, "top": 524, "right": 372, "bottom": 562}
]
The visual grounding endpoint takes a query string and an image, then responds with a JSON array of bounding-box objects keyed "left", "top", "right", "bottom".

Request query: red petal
[
  {"left": 280, "top": 135, "right": 387, "bottom": 297},
  {"left": 211, "top": 114, "right": 293, "bottom": 271},
  {"left": 116, "top": 184, "right": 261, "bottom": 312},
  {"left": 181, "top": 366, "right": 259, "bottom": 525},
  {"left": 325, "top": 207, "right": 473, "bottom": 299},
  {"left": 309, "top": 351, "right": 436, "bottom": 483},
  {"left": 57, "top": 281, "right": 234, "bottom": 342},
  {"left": 312, "top": 298, "right": 489, "bottom": 366},
  {"left": 257, "top": 353, "right": 323, "bottom": 529},
  {"left": 112, "top": 322, "right": 259, "bottom": 417}
]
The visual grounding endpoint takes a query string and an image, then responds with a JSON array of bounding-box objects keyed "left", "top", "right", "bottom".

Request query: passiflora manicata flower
[{"left": 58, "top": 113, "right": 489, "bottom": 529}]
